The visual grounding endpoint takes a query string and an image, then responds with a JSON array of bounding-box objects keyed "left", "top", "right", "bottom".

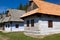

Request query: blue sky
[
  {"left": 0, "top": 0, "right": 28, "bottom": 13},
  {"left": 45, "top": 0, "right": 60, "bottom": 4},
  {"left": 0, "top": 0, "right": 60, "bottom": 13}
]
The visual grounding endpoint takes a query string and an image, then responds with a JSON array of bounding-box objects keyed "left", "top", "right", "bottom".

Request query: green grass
[
  {"left": 41, "top": 34, "right": 60, "bottom": 40},
  {"left": 0, "top": 31, "right": 60, "bottom": 40},
  {"left": 0, "top": 31, "right": 40, "bottom": 40}
]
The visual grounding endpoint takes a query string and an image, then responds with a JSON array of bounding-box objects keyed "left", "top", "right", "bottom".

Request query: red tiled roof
[{"left": 21, "top": 0, "right": 60, "bottom": 18}]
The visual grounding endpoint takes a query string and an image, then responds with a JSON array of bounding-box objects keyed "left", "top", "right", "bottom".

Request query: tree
[
  {"left": 18, "top": 3, "right": 23, "bottom": 10},
  {"left": 23, "top": 3, "right": 28, "bottom": 11},
  {"left": 17, "top": 3, "right": 29, "bottom": 12}
]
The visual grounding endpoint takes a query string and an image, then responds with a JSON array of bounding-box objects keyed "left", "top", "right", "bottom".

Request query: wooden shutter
[
  {"left": 31, "top": 19, "right": 34, "bottom": 27},
  {"left": 48, "top": 20, "right": 53, "bottom": 28},
  {"left": 27, "top": 20, "right": 29, "bottom": 27}
]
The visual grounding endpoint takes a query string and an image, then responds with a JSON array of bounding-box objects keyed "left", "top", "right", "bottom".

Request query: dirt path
[{"left": 0, "top": 35, "right": 9, "bottom": 40}]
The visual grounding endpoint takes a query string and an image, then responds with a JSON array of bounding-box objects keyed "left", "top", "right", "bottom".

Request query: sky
[
  {"left": 45, "top": 0, "right": 60, "bottom": 4},
  {"left": 0, "top": 0, "right": 60, "bottom": 13},
  {"left": 0, "top": 0, "right": 28, "bottom": 13}
]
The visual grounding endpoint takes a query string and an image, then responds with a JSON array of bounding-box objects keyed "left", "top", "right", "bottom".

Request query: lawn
[
  {"left": 0, "top": 31, "right": 40, "bottom": 40},
  {"left": 0, "top": 31, "right": 60, "bottom": 40}
]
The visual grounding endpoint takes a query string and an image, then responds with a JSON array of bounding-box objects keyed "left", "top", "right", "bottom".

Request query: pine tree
[
  {"left": 18, "top": 3, "right": 23, "bottom": 10},
  {"left": 18, "top": 3, "right": 29, "bottom": 12},
  {"left": 23, "top": 3, "right": 28, "bottom": 11}
]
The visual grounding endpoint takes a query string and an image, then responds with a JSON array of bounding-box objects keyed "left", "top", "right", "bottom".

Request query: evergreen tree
[
  {"left": 17, "top": 3, "right": 29, "bottom": 12},
  {"left": 23, "top": 3, "right": 28, "bottom": 11},
  {"left": 18, "top": 3, "right": 23, "bottom": 10}
]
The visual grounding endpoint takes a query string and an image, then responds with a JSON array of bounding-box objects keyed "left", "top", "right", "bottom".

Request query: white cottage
[
  {"left": 2, "top": 9, "right": 25, "bottom": 32},
  {"left": 21, "top": 0, "right": 60, "bottom": 35}
]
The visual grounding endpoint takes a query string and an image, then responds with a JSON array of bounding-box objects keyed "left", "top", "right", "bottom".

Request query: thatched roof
[{"left": 2, "top": 9, "right": 25, "bottom": 23}]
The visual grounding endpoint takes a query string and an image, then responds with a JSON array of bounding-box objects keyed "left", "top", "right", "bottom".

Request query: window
[
  {"left": 6, "top": 24, "right": 10, "bottom": 28},
  {"left": 31, "top": 19, "right": 34, "bottom": 27},
  {"left": 6, "top": 25, "right": 7, "bottom": 27},
  {"left": 10, "top": 22, "right": 12, "bottom": 25},
  {"left": 8, "top": 24, "right": 10, "bottom": 28},
  {"left": 27, "top": 20, "right": 29, "bottom": 27},
  {"left": 16, "top": 24, "right": 19, "bottom": 28},
  {"left": 48, "top": 20, "right": 53, "bottom": 28}
]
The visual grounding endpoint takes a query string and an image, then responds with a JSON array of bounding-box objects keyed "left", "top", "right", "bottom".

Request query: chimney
[
  {"left": 6, "top": 10, "right": 11, "bottom": 17},
  {"left": 29, "top": 0, "right": 44, "bottom": 5},
  {"left": 29, "top": 0, "right": 33, "bottom": 6}
]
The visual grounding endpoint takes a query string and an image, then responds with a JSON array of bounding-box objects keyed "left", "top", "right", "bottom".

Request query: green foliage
[
  {"left": 18, "top": 3, "right": 28, "bottom": 11},
  {"left": 18, "top": 3, "right": 23, "bottom": 10},
  {"left": 23, "top": 3, "right": 28, "bottom": 11}
]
